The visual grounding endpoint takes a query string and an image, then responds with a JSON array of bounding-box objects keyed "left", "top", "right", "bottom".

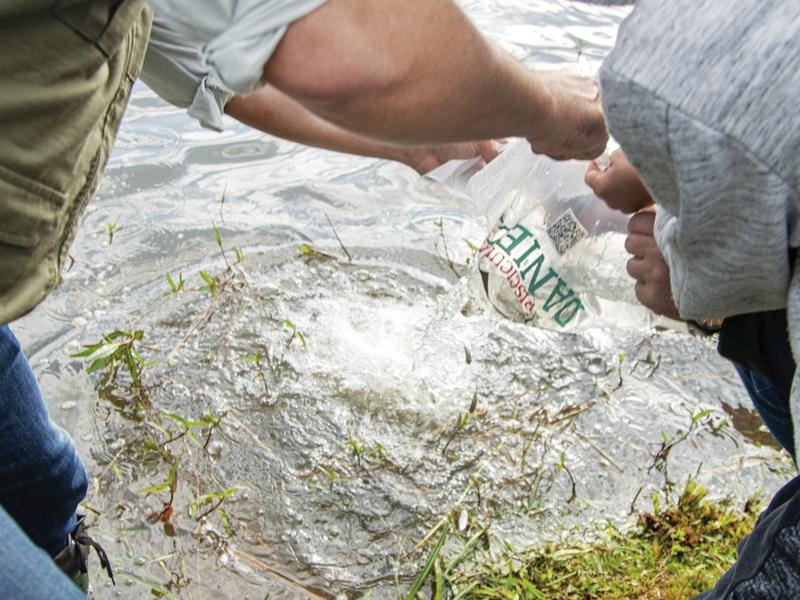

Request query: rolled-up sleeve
[{"left": 142, "top": 0, "right": 327, "bottom": 130}]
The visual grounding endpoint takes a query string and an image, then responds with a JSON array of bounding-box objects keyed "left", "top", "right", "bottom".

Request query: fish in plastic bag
[{"left": 428, "top": 141, "right": 672, "bottom": 332}]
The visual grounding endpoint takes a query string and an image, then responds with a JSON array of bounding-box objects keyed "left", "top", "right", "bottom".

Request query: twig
[
  {"left": 219, "top": 181, "right": 227, "bottom": 224},
  {"left": 324, "top": 212, "right": 352, "bottom": 261},
  {"left": 231, "top": 549, "right": 328, "bottom": 599},
  {"left": 572, "top": 430, "right": 624, "bottom": 473},
  {"left": 195, "top": 496, "right": 228, "bottom": 521},
  {"left": 164, "top": 272, "right": 231, "bottom": 363},
  {"left": 629, "top": 486, "right": 644, "bottom": 515},
  {"left": 434, "top": 218, "right": 462, "bottom": 278},
  {"left": 400, "top": 471, "right": 483, "bottom": 559}
]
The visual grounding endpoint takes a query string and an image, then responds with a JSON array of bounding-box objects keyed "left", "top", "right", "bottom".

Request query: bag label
[{"left": 478, "top": 220, "right": 585, "bottom": 327}]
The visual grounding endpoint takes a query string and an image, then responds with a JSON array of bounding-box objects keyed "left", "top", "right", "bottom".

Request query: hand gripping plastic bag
[{"left": 428, "top": 141, "right": 668, "bottom": 332}]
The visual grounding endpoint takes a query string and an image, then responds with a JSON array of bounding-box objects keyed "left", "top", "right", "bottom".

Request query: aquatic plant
[
  {"left": 297, "top": 243, "right": 335, "bottom": 260},
  {"left": 106, "top": 219, "right": 121, "bottom": 245},
  {"left": 70, "top": 329, "right": 154, "bottom": 406},
  {"left": 141, "top": 458, "right": 179, "bottom": 537},
  {"left": 434, "top": 218, "right": 463, "bottom": 278},
  {"left": 283, "top": 318, "right": 307, "bottom": 350},
  {"left": 164, "top": 271, "right": 184, "bottom": 295},
  {"left": 190, "top": 486, "right": 241, "bottom": 536},
  {"left": 242, "top": 349, "right": 271, "bottom": 399},
  {"left": 415, "top": 480, "right": 760, "bottom": 599}
]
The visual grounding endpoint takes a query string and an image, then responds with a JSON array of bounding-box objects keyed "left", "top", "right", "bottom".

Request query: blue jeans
[
  {"left": 0, "top": 325, "right": 88, "bottom": 556},
  {"left": 0, "top": 503, "right": 84, "bottom": 598},
  {"left": 734, "top": 363, "right": 796, "bottom": 460}
]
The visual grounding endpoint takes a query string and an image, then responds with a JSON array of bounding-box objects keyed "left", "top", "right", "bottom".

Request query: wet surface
[{"left": 13, "top": 1, "right": 792, "bottom": 598}]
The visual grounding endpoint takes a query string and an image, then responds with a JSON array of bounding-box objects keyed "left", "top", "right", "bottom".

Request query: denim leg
[
  {"left": 0, "top": 503, "right": 85, "bottom": 599},
  {"left": 0, "top": 325, "right": 88, "bottom": 556},
  {"left": 733, "top": 362, "right": 796, "bottom": 460}
]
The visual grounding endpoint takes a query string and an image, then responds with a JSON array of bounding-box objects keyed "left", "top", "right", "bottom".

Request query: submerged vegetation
[{"left": 66, "top": 218, "right": 781, "bottom": 599}]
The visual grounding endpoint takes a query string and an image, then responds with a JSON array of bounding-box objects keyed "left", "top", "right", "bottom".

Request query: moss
[{"left": 443, "top": 481, "right": 760, "bottom": 600}]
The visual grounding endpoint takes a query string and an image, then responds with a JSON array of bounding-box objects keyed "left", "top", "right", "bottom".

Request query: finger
[
  {"left": 477, "top": 140, "right": 500, "bottom": 162},
  {"left": 609, "top": 148, "right": 627, "bottom": 166},
  {"left": 584, "top": 160, "right": 603, "bottom": 188},
  {"left": 634, "top": 280, "right": 653, "bottom": 309},
  {"left": 627, "top": 210, "right": 656, "bottom": 235},
  {"left": 626, "top": 256, "right": 649, "bottom": 281},
  {"left": 585, "top": 166, "right": 610, "bottom": 198},
  {"left": 624, "top": 232, "right": 654, "bottom": 257},
  {"left": 530, "top": 144, "right": 568, "bottom": 161}
]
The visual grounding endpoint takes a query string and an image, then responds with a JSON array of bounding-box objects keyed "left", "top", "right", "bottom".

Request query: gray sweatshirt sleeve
[
  {"left": 653, "top": 104, "right": 792, "bottom": 320},
  {"left": 601, "top": 74, "right": 793, "bottom": 321}
]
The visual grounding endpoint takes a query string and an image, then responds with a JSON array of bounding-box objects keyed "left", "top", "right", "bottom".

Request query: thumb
[{"left": 584, "top": 160, "right": 604, "bottom": 192}]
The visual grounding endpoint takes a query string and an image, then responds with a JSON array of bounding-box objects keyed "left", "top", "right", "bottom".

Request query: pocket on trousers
[
  {"left": 0, "top": 164, "right": 66, "bottom": 249},
  {"left": 51, "top": 0, "right": 147, "bottom": 60}
]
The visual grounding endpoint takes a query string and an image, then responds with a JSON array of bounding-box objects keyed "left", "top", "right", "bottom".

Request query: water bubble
[
  {"left": 63, "top": 340, "right": 82, "bottom": 356},
  {"left": 207, "top": 440, "right": 223, "bottom": 457},
  {"left": 586, "top": 356, "right": 606, "bottom": 375}
]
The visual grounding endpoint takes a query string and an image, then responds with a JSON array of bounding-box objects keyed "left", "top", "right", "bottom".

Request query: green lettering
[
  {"left": 554, "top": 298, "right": 585, "bottom": 327},
  {"left": 514, "top": 237, "right": 541, "bottom": 267},
  {"left": 521, "top": 254, "right": 558, "bottom": 294},
  {"left": 486, "top": 222, "right": 510, "bottom": 244},
  {"left": 542, "top": 278, "right": 575, "bottom": 311},
  {"left": 496, "top": 225, "right": 533, "bottom": 255}
]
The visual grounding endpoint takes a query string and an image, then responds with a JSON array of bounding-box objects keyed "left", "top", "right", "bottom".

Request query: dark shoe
[{"left": 54, "top": 515, "right": 115, "bottom": 594}]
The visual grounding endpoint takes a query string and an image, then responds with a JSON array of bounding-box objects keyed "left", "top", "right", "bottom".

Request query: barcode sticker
[{"left": 546, "top": 209, "right": 588, "bottom": 255}]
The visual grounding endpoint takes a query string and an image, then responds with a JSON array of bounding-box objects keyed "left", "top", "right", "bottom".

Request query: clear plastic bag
[{"left": 429, "top": 141, "right": 668, "bottom": 332}]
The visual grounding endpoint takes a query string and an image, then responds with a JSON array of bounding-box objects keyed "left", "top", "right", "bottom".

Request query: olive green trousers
[{"left": 0, "top": 0, "right": 152, "bottom": 323}]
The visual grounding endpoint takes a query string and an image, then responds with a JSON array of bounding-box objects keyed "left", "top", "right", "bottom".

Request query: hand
[
  {"left": 527, "top": 70, "right": 609, "bottom": 160},
  {"left": 400, "top": 140, "right": 500, "bottom": 175},
  {"left": 585, "top": 149, "right": 653, "bottom": 214},
  {"left": 625, "top": 207, "right": 681, "bottom": 320}
]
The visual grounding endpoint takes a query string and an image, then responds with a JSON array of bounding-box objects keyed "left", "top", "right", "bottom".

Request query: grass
[
  {"left": 73, "top": 223, "right": 254, "bottom": 595},
  {"left": 435, "top": 479, "right": 759, "bottom": 599}
]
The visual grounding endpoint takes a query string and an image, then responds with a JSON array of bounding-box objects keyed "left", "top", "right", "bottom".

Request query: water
[{"left": 14, "top": 2, "right": 792, "bottom": 598}]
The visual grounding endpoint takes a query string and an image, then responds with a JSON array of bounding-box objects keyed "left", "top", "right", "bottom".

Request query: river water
[{"left": 14, "top": 1, "right": 792, "bottom": 598}]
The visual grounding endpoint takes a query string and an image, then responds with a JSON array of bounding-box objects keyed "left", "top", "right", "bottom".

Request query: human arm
[
  {"left": 261, "top": 0, "right": 607, "bottom": 159},
  {"left": 224, "top": 85, "right": 498, "bottom": 174},
  {"left": 585, "top": 149, "right": 653, "bottom": 214}
]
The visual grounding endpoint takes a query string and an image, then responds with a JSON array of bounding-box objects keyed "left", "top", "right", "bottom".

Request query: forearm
[
  {"left": 225, "top": 85, "right": 413, "bottom": 163},
  {"left": 262, "top": 0, "right": 576, "bottom": 147}
]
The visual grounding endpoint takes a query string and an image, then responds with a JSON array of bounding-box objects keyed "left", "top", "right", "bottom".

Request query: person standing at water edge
[
  {"left": 585, "top": 0, "right": 800, "bottom": 596},
  {"left": 0, "top": 0, "right": 608, "bottom": 594}
]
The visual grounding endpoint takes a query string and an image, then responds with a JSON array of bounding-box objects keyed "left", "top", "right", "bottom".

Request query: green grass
[{"left": 435, "top": 480, "right": 760, "bottom": 599}]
